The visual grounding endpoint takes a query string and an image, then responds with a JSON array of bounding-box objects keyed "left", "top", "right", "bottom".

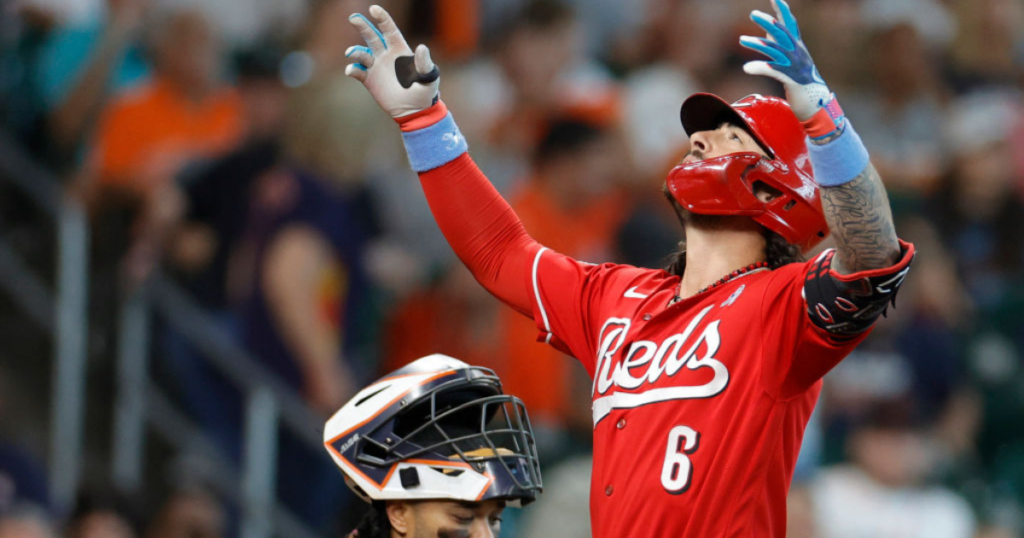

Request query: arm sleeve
[
  {"left": 409, "top": 103, "right": 626, "bottom": 369},
  {"left": 400, "top": 101, "right": 542, "bottom": 317},
  {"left": 417, "top": 153, "right": 541, "bottom": 316},
  {"left": 760, "top": 239, "right": 915, "bottom": 399}
]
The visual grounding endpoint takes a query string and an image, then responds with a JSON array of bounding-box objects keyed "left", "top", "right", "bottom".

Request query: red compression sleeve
[{"left": 418, "top": 153, "right": 541, "bottom": 316}]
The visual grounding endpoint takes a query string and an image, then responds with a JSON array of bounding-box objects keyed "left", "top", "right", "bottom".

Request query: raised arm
[
  {"left": 817, "top": 163, "right": 900, "bottom": 273},
  {"left": 417, "top": 149, "right": 541, "bottom": 317},
  {"left": 740, "top": 0, "right": 902, "bottom": 274},
  {"left": 341, "top": 6, "right": 539, "bottom": 314}
]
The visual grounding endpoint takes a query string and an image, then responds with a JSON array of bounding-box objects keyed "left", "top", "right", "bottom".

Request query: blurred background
[{"left": 0, "top": 0, "right": 1023, "bottom": 536}]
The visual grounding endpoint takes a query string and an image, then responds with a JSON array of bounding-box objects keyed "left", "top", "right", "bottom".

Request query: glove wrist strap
[
  {"left": 396, "top": 98, "right": 447, "bottom": 132},
  {"left": 802, "top": 94, "right": 845, "bottom": 140}
]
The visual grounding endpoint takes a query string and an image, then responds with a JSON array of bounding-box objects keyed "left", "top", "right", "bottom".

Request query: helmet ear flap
[
  {"left": 752, "top": 181, "right": 827, "bottom": 251},
  {"left": 743, "top": 163, "right": 823, "bottom": 250},
  {"left": 747, "top": 161, "right": 785, "bottom": 202}
]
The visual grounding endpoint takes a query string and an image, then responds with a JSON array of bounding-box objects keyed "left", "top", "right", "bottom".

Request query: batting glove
[
  {"left": 345, "top": 5, "right": 440, "bottom": 118},
  {"left": 739, "top": 0, "right": 845, "bottom": 139}
]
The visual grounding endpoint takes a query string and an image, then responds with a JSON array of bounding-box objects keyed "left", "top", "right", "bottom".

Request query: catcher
[{"left": 324, "top": 354, "right": 542, "bottom": 538}]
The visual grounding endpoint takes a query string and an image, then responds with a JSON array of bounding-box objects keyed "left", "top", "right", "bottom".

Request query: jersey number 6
[{"left": 661, "top": 425, "right": 700, "bottom": 494}]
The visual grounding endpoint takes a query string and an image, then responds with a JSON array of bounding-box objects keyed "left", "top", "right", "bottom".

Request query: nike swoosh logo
[{"left": 624, "top": 286, "right": 648, "bottom": 299}]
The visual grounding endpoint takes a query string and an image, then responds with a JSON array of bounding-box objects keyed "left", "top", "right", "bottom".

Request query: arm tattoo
[{"left": 819, "top": 162, "right": 901, "bottom": 273}]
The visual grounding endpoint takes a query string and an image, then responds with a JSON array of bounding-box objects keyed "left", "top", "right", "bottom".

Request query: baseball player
[
  {"left": 323, "top": 354, "right": 542, "bottom": 538},
  {"left": 343, "top": 1, "right": 915, "bottom": 536}
]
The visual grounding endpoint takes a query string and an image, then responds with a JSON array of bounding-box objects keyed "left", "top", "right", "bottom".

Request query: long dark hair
[
  {"left": 662, "top": 189, "right": 803, "bottom": 276},
  {"left": 351, "top": 501, "right": 391, "bottom": 538}
]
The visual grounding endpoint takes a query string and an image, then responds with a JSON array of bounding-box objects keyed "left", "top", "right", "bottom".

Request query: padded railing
[{"left": 0, "top": 132, "right": 326, "bottom": 538}]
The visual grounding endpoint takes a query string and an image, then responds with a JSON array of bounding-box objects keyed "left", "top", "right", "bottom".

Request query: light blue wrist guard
[
  {"left": 807, "top": 121, "right": 870, "bottom": 187},
  {"left": 401, "top": 112, "right": 468, "bottom": 172}
]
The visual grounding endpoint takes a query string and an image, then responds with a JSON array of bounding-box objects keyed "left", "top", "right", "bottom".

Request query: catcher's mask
[{"left": 323, "top": 354, "right": 542, "bottom": 506}]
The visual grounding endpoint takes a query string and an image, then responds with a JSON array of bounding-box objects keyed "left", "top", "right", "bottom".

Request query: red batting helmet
[{"left": 666, "top": 93, "right": 829, "bottom": 252}]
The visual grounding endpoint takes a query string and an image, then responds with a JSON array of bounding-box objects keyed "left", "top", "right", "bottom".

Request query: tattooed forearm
[{"left": 819, "top": 162, "right": 900, "bottom": 274}]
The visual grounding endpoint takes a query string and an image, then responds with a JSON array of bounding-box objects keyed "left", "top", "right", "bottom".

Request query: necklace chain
[{"left": 670, "top": 261, "right": 770, "bottom": 305}]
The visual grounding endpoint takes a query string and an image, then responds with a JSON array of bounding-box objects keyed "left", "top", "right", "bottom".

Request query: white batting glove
[
  {"left": 345, "top": 5, "right": 440, "bottom": 118},
  {"left": 739, "top": 0, "right": 845, "bottom": 138}
]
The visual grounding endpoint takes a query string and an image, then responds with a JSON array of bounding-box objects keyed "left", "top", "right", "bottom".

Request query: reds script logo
[{"left": 592, "top": 305, "right": 729, "bottom": 425}]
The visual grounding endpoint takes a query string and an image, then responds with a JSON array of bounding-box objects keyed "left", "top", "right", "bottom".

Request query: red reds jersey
[
  {"left": 411, "top": 153, "right": 915, "bottom": 537},
  {"left": 526, "top": 246, "right": 911, "bottom": 537}
]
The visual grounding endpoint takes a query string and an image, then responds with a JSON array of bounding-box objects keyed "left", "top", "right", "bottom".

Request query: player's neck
[{"left": 679, "top": 224, "right": 767, "bottom": 299}]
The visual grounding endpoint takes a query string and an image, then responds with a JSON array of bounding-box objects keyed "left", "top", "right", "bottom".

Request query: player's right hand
[{"left": 345, "top": 5, "right": 440, "bottom": 118}]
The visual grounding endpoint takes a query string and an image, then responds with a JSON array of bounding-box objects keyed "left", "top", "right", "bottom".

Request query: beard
[{"left": 661, "top": 183, "right": 747, "bottom": 235}]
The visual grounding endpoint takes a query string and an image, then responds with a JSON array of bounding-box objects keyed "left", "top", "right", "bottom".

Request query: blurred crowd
[{"left": 1, "top": 0, "right": 1024, "bottom": 536}]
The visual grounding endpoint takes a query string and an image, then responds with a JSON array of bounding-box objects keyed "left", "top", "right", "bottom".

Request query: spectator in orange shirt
[
  {"left": 84, "top": 7, "right": 242, "bottom": 283},
  {"left": 500, "top": 119, "right": 628, "bottom": 429},
  {"left": 90, "top": 8, "right": 241, "bottom": 194},
  {"left": 382, "top": 262, "right": 505, "bottom": 375}
]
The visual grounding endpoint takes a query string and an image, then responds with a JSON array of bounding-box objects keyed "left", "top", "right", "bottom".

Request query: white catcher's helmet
[{"left": 323, "top": 354, "right": 542, "bottom": 506}]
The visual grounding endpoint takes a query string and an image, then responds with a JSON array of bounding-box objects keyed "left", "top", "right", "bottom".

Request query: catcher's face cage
[{"left": 356, "top": 367, "right": 543, "bottom": 505}]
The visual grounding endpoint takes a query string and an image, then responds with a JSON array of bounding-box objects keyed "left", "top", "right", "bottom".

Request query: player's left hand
[{"left": 739, "top": 0, "right": 838, "bottom": 129}]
